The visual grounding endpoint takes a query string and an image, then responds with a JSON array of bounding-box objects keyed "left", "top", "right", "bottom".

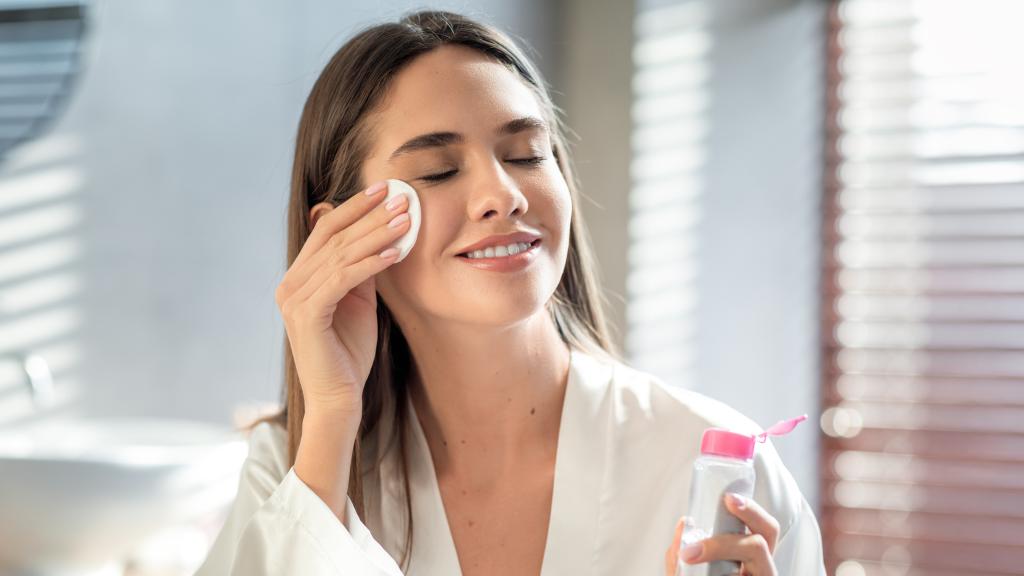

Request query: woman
[{"left": 196, "top": 10, "right": 825, "bottom": 576}]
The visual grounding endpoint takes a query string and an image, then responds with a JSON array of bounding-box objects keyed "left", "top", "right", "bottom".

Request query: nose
[{"left": 466, "top": 156, "right": 529, "bottom": 221}]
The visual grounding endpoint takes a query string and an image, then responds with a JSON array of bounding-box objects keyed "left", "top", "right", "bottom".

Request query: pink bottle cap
[
  {"left": 700, "top": 428, "right": 756, "bottom": 460},
  {"left": 700, "top": 414, "right": 809, "bottom": 461}
]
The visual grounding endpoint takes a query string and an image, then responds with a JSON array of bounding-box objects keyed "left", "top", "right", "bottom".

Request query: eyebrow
[{"left": 388, "top": 116, "right": 549, "bottom": 161}]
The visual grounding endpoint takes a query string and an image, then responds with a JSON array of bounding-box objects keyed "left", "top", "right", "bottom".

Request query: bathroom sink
[{"left": 0, "top": 418, "right": 248, "bottom": 575}]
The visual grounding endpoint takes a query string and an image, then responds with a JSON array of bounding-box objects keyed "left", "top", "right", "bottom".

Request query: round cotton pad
[{"left": 384, "top": 179, "right": 421, "bottom": 263}]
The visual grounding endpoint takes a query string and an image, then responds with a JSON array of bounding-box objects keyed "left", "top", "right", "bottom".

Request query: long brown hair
[{"left": 254, "top": 9, "right": 622, "bottom": 571}]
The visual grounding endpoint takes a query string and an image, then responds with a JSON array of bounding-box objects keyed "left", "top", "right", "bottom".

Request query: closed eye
[{"left": 420, "top": 156, "right": 548, "bottom": 183}]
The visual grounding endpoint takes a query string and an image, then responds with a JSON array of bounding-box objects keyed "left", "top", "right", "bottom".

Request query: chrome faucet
[{"left": 3, "top": 353, "right": 54, "bottom": 407}]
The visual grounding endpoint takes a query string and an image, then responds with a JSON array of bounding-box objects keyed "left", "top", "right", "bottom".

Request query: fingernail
[
  {"left": 727, "top": 493, "right": 746, "bottom": 509},
  {"left": 385, "top": 194, "right": 407, "bottom": 211},
  {"left": 365, "top": 181, "right": 387, "bottom": 196},
  {"left": 379, "top": 247, "right": 399, "bottom": 259},
  {"left": 388, "top": 213, "right": 410, "bottom": 228},
  {"left": 682, "top": 542, "right": 702, "bottom": 562}
]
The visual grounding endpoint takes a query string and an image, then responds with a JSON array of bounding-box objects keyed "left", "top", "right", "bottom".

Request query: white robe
[{"left": 195, "top": 348, "right": 826, "bottom": 575}]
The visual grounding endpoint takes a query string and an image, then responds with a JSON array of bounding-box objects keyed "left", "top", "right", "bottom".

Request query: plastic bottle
[{"left": 676, "top": 415, "right": 807, "bottom": 576}]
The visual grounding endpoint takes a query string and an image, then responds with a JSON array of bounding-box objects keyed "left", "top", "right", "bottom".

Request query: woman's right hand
[{"left": 274, "top": 180, "right": 411, "bottom": 418}]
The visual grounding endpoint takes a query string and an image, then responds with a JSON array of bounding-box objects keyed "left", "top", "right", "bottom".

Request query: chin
[{"left": 443, "top": 290, "right": 552, "bottom": 326}]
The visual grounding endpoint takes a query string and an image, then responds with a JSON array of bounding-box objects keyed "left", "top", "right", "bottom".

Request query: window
[{"left": 822, "top": 1, "right": 1024, "bottom": 574}]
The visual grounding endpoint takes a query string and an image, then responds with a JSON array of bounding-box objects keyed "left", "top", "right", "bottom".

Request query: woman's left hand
[{"left": 663, "top": 492, "right": 780, "bottom": 576}]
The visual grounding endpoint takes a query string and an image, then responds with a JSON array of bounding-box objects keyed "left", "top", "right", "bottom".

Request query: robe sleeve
[
  {"left": 752, "top": 438, "right": 828, "bottom": 576},
  {"left": 193, "top": 423, "right": 404, "bottom": 576},
  {"left": 772, "top": 496, "right": 827, "bottom": 576}
]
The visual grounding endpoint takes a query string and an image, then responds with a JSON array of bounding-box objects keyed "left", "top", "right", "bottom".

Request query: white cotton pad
[{"left": 384, "top": 178, "right": 421, "bottom": 263}]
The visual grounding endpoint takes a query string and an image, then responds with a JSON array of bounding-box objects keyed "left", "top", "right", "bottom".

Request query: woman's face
[{"left": 363, "top": 44, "right": 572, "bottom": 328}]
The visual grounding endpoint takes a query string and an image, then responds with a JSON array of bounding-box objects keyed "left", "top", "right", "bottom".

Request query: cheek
[
  {"left": 542, "top": 177, "right": 572, "bottom": 233},
  {"left": 417, "top": 197, "right": 462, "bottom": 255},
  {"left": 557, "top": 189, "right": 572, "bottom": 226},
  {"left": 375, "top": 254, "right": 438, "bottom": 315},
  {"left": 384, "top": 198, "right": 459, "bottom": 280}
]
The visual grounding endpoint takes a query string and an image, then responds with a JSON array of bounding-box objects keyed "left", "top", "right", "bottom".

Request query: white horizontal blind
[
  {"left": 628, "top": 1, "right": 709, "bottom": 386},
  {"left": 822, "top": 1, "right": 1024, "bottom": 575}
]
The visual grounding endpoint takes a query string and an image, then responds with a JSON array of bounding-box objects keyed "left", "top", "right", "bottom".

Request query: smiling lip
[
  {"left": 456, "top": 238, "right": 542, "bottom": 272},
  {"left": 455, "top": 231, "right": 542, "bottom": 256}
]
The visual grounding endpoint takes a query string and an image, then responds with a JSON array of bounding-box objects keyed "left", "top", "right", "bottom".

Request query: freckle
[
  {"left": 461, "top": 439, "right": 466, "bottom": 445},
  {"left": 468, "top": 520, "right": 475, "bottom": 527},
  {"left": 442, "top": 440, "right": 448, "bottom": 447},
  {"left": 461, "top": 489, "right": 467, "bottom": 495},
  {"left": 530, "top": 407, "right": 536, "bottom": 415},
  {"left": 507, "top": 396, "right": 512, "bottom": 402}
]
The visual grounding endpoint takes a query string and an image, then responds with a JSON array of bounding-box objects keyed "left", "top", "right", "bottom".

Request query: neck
[{"left": 402, "top": 310, "right": 571, "bottom": 484}]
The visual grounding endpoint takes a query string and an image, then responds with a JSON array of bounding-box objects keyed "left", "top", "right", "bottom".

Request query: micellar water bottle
[{"left": 676, "top": 415, "right": 807, "bottom": 576}]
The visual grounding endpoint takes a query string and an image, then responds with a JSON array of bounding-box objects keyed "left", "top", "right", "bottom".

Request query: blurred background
[{"left": 0, "top": 0, "right": 1019, "bottom": 574}]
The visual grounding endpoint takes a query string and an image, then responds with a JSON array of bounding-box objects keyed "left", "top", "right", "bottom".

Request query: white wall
[
  {"left": 696, "top": 0, "right": 825, "bottom": 510},
  {"left": 694, "top": 0, "right": 824, "bottom": 509}
]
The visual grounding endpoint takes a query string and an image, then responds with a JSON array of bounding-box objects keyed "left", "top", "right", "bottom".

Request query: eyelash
[{"left": 421, "top": 156, "right": 546, "bottom": 182}]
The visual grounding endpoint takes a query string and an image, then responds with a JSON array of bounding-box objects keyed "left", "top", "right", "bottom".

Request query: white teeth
[{"left": 465, "top": 241, "right": 533, "bottom": 259}]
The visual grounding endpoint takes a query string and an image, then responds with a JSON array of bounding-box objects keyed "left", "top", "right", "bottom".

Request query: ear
[{"left": 308, "top": 201, "right": 335, "bottom": 230}]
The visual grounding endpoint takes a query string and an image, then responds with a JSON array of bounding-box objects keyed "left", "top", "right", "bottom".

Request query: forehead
[{"left": 367, "top": 45, "right": 544, "bottom": 148}]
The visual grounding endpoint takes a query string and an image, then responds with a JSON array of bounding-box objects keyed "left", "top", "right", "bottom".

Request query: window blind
[
  {"left": 628, "top": 1, "right": 709, "bottom": 387},
  {"left": 0, "top": 2, "right": 86, "bottom": 159},
  {"left": 822, "top": 1, "right": 1024, "bottom": 575}
]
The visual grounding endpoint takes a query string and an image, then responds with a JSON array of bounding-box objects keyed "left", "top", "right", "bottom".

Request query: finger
[
  {"left": 289, "top": 212, "right": 412, "bottom": 307},
  {"left": 724, "top": 493, "right": 780, "bottom": 554},
  {"left": 281, "top": 188, "right": 408, "bottom": 301},
  {"left": 295, "top": 180, "right": 389, "bottom": 265},
  {"left": 298, "top": 247, "right": 402, "bottom": 327},
  {"left": 296, "top": 191, "right": 408, "bottom": 279},
  {"left": 684, "top": 533, "right": 776, "bottom": 576},
  {"left": 664, "top": 516, "right": 685, "bottom": 575}
]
